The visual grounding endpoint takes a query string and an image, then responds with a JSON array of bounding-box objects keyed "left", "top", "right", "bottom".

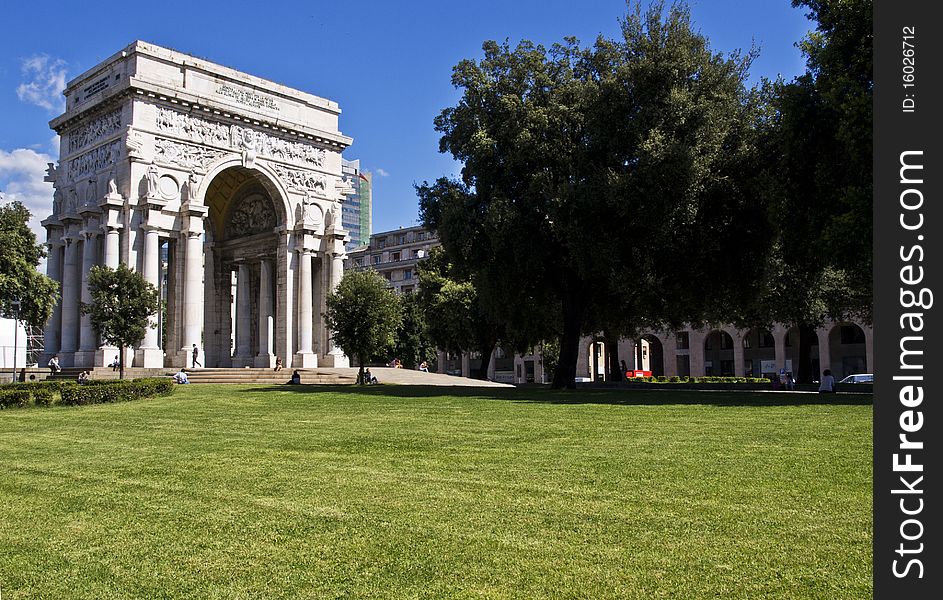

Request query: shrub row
[
  {"left": 59, "top": 378, "right": 175, "bottom": 406},
  {"left": 0, "top": 378, "right": 174, "bottom": 409},
  {"left": 625, "top": 376, "right": 771, "bottom": 384}
]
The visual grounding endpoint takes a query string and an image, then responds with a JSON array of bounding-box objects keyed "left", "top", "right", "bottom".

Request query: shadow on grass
[{"left": 232, "top": 383, "right": 873, "bottom": 407}]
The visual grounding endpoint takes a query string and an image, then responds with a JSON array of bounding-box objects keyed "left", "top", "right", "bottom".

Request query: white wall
[{"left": 0, "top": 318, "right": 28, "bottom": 370}]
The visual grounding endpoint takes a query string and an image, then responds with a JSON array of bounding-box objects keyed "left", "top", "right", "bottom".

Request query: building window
[
  {"left": 404, "top": 270, "right": 412, "bottom": 280},
  {"left": 372, "top": 255, "right": 381, "bottom": 265},
  {"left": 391, "top": 252, "right": 400, "bottom": 262},
  {"left": 720, "top": 334, "right": 733, "bottom": 350},
  {"left": 377, "top": 238, "right": 386, "bottom": 249},
  {"left": 355, "top": 258, "right": 363, "bottom": 267},
  {"left": 384, "top": 272, "right": 392, "bottom": 281},
  {"left": 742, "top": 334, "right": 752, "bottom": 349},
  {"left": 398, "top": 235, "right": 407, "bottom": 245},
  {"left": 758, "top": 331, "right": 774, "bottom": 348},
  {"left": 676, "top": 332, "right": 689, "bottom": 350}
]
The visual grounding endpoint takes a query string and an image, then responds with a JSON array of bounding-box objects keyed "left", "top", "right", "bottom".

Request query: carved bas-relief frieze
[
  {"left": 155, "top": 107, "right": 325, "bottom": 168},
  {"left": 154, "top": 138, "right": 227, "bottom": 172},
  {"left": 226, "top": 193, "right": 276, "bottom": 238},
  {"left": 67, "top": 108, "right": 123, "bottom": 154},
  {"left": 68, "top": 140, "right": 121, "bottom": 181},
  {"left": 271, "top": 164, "right": 327, "bottom": 194}
]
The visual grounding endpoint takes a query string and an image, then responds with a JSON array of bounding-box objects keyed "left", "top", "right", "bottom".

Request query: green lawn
[{"left": 0, "top": 386, "right": 872, "bottom": 599}]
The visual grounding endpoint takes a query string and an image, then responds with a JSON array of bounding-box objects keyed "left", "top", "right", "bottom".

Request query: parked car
[{"left": 839, "top": 373, "right": 873, "bottom": 384}]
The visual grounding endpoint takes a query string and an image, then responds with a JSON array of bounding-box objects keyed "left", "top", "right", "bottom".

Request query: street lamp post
[{"left": 11, "top": 298, "right": 21, "bottom": 383}]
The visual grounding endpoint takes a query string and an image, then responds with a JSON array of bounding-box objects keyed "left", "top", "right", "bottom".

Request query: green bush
[
  {"left": 59, "top": 378, "right": 175, "bottom": 407},
  {"left": 31, "top": 388, "right": 55, "bottom": 407},
  {"left": 0, "top": 388, "right": 32, "bottom": 409}
]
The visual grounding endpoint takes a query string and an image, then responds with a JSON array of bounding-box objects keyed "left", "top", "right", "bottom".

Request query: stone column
[
  {"left": 59, "top": 229, "right": 82, "bottom": 362},
  {"left": 731, "top": 329, "right": 746, "bottom": 377},
  {"left": 816, "top": 327, "right": 832, "bottom": 377},
  {"left": 461, "top": 352, "right": 471, "bottom": 378},
  {"left": 233, "top": 261, "right": 253, "bottom": 367},
  {"left": 76, "top": 230, "right": 100, "bottom": 365},
  {"left": 294, "top": 249, "right": 317, "bottom": 367},
  {"left": 135, "top": 225, "right": 163, "bottom": 367},
  {"left": 103, "top": 227, "right": 120, "bottom": 269},
  {"left": 255, "top": 259, "right": 275, "bottom": 367},
  {"left": 436, "top": 350, "right": 446, "bottom": 374},
  {"left": 43, "top": 238, "right": 64, "bottom": 361},
  {"left": 320, "top": 250, "right": 349, "bottom": 367},
  {"left": 181, "top": 230, "right": 204, "bottom": 358},
  {"left": 774, "top": 330, "right": 787, "bottom": 373}
]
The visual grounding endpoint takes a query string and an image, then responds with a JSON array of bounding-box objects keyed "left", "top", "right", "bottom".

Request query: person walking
[
  {"left": 191, "top": 344, "right": 202, "bottom": 368},
  {"left": 818, "top": 369, "right": 835, "bottom": 393}
]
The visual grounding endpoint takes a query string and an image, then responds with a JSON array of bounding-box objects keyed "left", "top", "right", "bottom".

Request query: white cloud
[
  {"left": 0, "top": 147, "right": 56, "bottom": 247},
  {"left": 16, "top": 54, "right": 67, "bottom": 112},
  {"left": 375, "top": 168, "right": 390, "bottom": 177}
]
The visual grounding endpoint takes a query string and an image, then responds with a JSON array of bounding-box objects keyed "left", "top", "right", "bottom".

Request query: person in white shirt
[
  {"left": 173, "top": 369, "right": 190, "bottom": 384},
  {"left": 818, "top": 369, "right": 835, "bottom": 393}
]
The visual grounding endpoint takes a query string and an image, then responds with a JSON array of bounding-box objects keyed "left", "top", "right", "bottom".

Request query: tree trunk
[
  {"left": 604, "top": 329, "right": 622, "bottom": 382},
  {"left": 552, "top": 290, "right": 586, "bottom": 390},
  {"left": 358, "top": 354, "right": 365, "bottom": 385},
  {"left": 119, "top": 344, "right": 126, "bottom": 380},
  {"left": 473, "top": 340, "right": 497, "bottom": 380}
]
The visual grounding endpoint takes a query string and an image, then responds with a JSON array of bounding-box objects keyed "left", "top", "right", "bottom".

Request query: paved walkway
[{"left": 356, "top": 367, "right": 513, "bottom": 387}]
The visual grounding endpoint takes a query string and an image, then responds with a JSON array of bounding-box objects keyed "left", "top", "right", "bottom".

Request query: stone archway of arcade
[{"left": 575, "top": 320, "right": 873, "bottom": 382}]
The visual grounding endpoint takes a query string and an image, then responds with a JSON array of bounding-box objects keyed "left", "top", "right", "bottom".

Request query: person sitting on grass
[
  {"left": 77, "top": 371, "right": 89, "bottom": 384},
  {"left": 364, "top": 368, "right": 378, "bottom": 384},
  {"left": 172, "top": 369, "right": 189, "bottom": 384},
  {"left": 287, "top": 370, "right": 301, "bottom": 385}
]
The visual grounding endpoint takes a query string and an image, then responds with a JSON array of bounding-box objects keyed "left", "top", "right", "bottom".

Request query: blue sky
[{"left": 0, "top": 0, "right": 813, "bottom": 241}]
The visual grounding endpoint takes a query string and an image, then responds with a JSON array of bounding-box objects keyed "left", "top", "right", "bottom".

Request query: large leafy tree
[
  {"left": 82, "top": 264, "right": 160, "bottom": 379},
  {"left": 757, "top": 0, "right": 872, "bottom": 381},
  {"left": 324, "top": 270, "right": 402, "bottom": 384},
  {"left": 422, "top": 1, "right": 772, "bottom": 388},
  {"left": 0, "top": 200, "right": 59, "bottom": 328}
]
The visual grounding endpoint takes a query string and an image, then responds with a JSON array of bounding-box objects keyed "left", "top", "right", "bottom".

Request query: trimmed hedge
[
  {"left": 59, "top": 378, "right": 175, "bottom": 406},
  {"left": 0, "top": 389, "right": 32, "bottom": 409},
  {"left": 625, "top": 376, "right": 771, "bottom": 384},
  {"left": 0, "top": 377, "right": 174, "bottom": 409}
]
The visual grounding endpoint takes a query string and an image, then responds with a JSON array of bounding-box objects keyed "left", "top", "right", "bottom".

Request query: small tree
[
  {"left": 82, "top": 264, "right": 160, "bottom": 379},
  {"left": 392, "top": 293, "right": 436, "bottom": 370},
  {"left": 324, "top": 270, "right": 402, "bottom": 384},
  {"left": 0, "top": 200, "right": 58, "bottom": 328}
]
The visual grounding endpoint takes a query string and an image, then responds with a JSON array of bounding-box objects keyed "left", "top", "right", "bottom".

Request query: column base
[
  {"left": 135, "top": 347, "right": 164, "bottom": 368},
  {"left": 319, "top": 352, "right": 349, "bottom": 368},
  {"left": 73, "top": 350, "right": 102, "bottom": 368},
  {"left": 293, "top": 352, "right": 318, "bottom": 368},
  {"left": 231, "top": 355, "right": 255, "bottom": 368},
  {"left": 254, "top": 354, "right": 277, "bottom": 368}
]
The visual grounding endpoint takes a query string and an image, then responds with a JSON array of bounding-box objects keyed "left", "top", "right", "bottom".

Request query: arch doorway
[
  {"left": 200, "top": 166, "right": 288, "bottom": 368},
  {"left": 634, "top": 335, "right": 664, "bottom": 377},
  {"left": 828, "top": 322, "right": 868, "bottom": 379}
]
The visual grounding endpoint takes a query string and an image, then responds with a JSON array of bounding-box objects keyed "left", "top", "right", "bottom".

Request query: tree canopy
[
  {"left": 82, "top": 264, "right": 160, "bottom": 379},
  {"left": 762, "top": 0, "right": 873, "bottom": 326},
  {"left": 324, "top": 270, "right": 402, "bottom": 384},
  {"left": 0, "top": 200, "right": 58, "bottom": 328},
  {"left": 421, "top": 1, "right": 773, "bottom": 388}
]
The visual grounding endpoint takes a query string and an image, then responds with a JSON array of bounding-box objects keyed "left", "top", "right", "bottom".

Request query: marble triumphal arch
[{"left": 41, "top": 41, "right": 352, "bottom": 369}]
